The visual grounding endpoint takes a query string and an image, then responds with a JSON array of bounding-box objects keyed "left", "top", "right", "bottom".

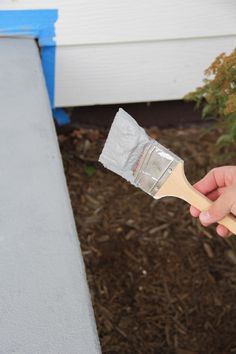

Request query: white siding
[
  {"left": 1, "top": 0, "right": 236, "bottom": 45},
  {"left": 1, "top": 1, "right": 236, "bottom": 106},
  {"left": 55, "top": 36, "right": 236, "bottom": 106}
]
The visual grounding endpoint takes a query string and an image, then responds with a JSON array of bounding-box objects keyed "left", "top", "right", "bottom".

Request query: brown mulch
[{"left": 59, "top": 125, "right": 236, "bottom": 354}]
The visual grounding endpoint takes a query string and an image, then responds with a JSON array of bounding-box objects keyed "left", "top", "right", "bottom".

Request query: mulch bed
[{"left": 59, "top": 124, "right": 236, "bottom": 354}]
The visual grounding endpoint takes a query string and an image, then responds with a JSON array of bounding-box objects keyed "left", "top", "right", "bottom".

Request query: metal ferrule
[{"left": 133, "top": 141, "right": 182, "bottom": 197}]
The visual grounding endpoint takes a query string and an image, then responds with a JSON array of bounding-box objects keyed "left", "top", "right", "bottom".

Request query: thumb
[{"left": 199, "top": 186, "right": 235, "bottom": 226}]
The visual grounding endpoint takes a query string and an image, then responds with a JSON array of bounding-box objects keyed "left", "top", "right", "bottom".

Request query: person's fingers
[
  {"left": 205, "top": 187, "right": 225, "bottom": 201},
  {"left": 190, "top": 167, "right": 236, "bottom": 237},
  {"left": 189, "top": 187, "right": 225, "bottom": 218},
  {"left": 190, "top": 205, "right": 200, "bottom": 217},
  {"left": 199, "top": 185, "right": 236, "bottom": 226},
  {"left": 193, "top": 167, "right": 227, "bottom": 195},
  {"left": 231, "top": 197, "right": 236, "bottom": 216},
  {"left": 190, "top": 209, "right": 231, "bottom": 236},
  {"left": 190, "top": 169, "right": 225, "bottom": 218},
  {"left": 216, "top": 224, "right": 230, "bottom": 238}
]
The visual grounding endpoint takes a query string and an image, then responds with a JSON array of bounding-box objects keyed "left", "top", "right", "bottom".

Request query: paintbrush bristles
[{"left": 99, "top": 108, "right": 151, "bottom": 185}]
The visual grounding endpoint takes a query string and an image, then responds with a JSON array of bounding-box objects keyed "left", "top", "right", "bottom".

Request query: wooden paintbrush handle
[
  {"left": 156, "top": 162, "right": 236, "bottom": 235},
  {"left": 177, "top": 176, "right": 236, "bottom": 235}
]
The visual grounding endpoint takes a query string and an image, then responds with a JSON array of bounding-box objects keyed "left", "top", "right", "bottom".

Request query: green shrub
[{"left": 184, "top": 48, "right": 236, "bottom": 148}]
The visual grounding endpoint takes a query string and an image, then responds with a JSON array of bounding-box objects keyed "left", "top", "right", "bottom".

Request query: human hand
[{"left": 190, "top": 166, "right": 236, "bottom": 237}]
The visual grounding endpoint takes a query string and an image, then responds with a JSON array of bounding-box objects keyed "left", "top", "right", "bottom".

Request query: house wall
[{"left": 1, "top": 0, "right": 236, "bottom": 107}]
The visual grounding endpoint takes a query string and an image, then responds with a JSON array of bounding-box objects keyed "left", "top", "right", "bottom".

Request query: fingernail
[{"left": 200, "top": 211, "right": 212, "bottom": 223}]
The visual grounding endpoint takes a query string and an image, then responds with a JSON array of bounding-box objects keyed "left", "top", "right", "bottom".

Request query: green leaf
[
  {"left": 84, "top": 165, "right": 96, "bottom": 177},
  {"left": 226, "top": 112, "right": 236, "bottom": 122},
  {"left": 202, "top": 104, "right": 213, "bottom": 118},
  {"left": 216, "top": 134, "right": 233, "bottom": 147},
  {"left": 228, "top": 123, "right": 236, "bottom": 137}
]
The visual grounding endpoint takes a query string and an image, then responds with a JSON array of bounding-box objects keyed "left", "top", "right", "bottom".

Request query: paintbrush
[{"left": 99, "top": 108, "right": 236, "bottom": 235}]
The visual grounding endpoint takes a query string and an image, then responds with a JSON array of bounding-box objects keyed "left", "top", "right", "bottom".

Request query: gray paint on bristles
[{"left": 99, "top": 108, "right": 150, "bottom": 185}]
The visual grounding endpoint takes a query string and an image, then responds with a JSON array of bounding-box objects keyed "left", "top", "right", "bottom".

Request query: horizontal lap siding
[
  {"left": 1, "top": 0, "right": 236, "bottom": 106},
  {"left": 1, "top": 0, "right": 236, "bottom": 45},
  {"left": 55, "top": 36, "right": 236, "bottom": 106}
]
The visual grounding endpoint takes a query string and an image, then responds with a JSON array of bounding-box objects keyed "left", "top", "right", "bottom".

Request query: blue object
[
  {"left": 0, "top": 10, "right": 58, "bottom": 109},
  {"left": 53, "top": 108, "right": 71, "bottom": 126}
]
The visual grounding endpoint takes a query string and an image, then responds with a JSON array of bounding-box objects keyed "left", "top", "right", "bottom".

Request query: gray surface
[{"left": 0, "top": 38, "right": 100, "bottom": 354}]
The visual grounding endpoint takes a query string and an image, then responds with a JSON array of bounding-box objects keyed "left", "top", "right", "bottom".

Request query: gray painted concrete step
[{"left": 0, "top": 38, "right": 100, "bottom": 354}]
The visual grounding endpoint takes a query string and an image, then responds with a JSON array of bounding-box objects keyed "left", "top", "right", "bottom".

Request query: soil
[{"left": 59, "top": 125, "right": 236, "bottom": 354}]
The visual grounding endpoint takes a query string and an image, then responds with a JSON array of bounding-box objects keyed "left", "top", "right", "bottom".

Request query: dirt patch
[{"left": 59, "top": 125, "right": 236, "bottom": 354}]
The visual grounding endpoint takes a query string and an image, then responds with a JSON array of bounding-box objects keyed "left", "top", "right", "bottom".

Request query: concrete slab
[{"left": 0, "top": 38, "right": 100, "bottom": 354}]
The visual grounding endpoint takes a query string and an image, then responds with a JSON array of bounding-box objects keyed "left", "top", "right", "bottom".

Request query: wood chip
[
  {"left": 149, "top": 224, "right": 168, "bottom": 234},
  {"left": 225, "top": 249, "right": 236, "bottom": 265},
  {"left": 203, "top": 242, "right": 214, "bottom": 258}
]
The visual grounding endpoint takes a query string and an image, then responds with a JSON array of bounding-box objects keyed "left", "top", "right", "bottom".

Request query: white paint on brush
[{"left": 99, "top": 108, "right": 150, "bottom": 184}]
